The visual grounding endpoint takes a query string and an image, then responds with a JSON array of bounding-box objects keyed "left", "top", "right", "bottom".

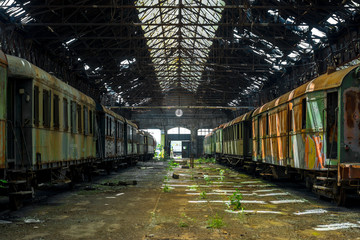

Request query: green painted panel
[{"left": 0, "top": 65, "right": 6, "bottom": 120}]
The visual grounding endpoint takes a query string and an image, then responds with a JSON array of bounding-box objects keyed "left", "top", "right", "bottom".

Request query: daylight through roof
[{"left": 136, "top": 0, "right": 225, "bottom": 92}]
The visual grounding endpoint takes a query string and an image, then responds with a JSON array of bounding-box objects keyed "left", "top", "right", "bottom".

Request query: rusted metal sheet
[
  {"left": 343, "top": 88, "right": 360, "bottom": 151},
  {"left": 339, "top": 163, "right": 360, "bottom": 180}
]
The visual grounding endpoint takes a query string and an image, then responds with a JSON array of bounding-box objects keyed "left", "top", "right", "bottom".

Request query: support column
[
  {"left": 190, "top": 127, "right": 198, "bottom": 158},
  {"left": 161, "top": 126, "right": 169, "bottom": 158}
]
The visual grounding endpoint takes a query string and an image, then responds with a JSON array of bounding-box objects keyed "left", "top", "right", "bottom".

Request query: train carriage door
[
  {"left": 257, "top": 116, "right": 261, "bottom": 159},
  {"left": 6, "top": 77, "right": 33, "bottom": 169},
  {"left": 326, "top": 92, "right": 338, "bottom": 160},
  {"left": 342, "top": 86, "right": 360, "bottom": 164}
]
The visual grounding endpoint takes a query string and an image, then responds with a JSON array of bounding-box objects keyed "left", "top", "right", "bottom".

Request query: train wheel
[
  {"left": 334, "top": 187, "right": 347, "bottom": 206},
  {"left": 305, "top": 176, "right": 313, "bottom": 191}
]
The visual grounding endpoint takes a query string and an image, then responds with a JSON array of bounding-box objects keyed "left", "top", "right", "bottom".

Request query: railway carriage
[
  {"left": 222, "top": 112, "right": 252, "bottom": 164},
  {"left": 206, "top": 64, "right": 360, "bottom": 205},
  {"left": 125, "top": 119, "right": 139, "bottom": 160},
  {"left": 96, "top": 105, "right": 127, "bottom": 169},
  {"left": 5, "top": 54, "right": 97, "bottom": 181},
  {"left": 0, "top": 52, "right": 156, "bottom": 209},
  {"left": 144, "top": 132, "right": 155, "bottom": 161}
]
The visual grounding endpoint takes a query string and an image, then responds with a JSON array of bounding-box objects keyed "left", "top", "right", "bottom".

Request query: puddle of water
[
  {"left": 313, "top": 222, "right": 360, "bottom": 231},
  {"left": 293, "top": 209, "right": 327, "bottom": 215},
  {"left": 225, "top": 209, "right": 283, "bottom": 214},
  {"left": 270, "top": 199, "right": 306, "bottom": 204},
  {"left": 115, "top": 193, "right": 124, "bottom": 196}
]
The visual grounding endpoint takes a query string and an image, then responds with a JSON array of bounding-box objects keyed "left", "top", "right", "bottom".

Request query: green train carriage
[{"left": 5, "top": 54, "right": 97, "bottom": 179}]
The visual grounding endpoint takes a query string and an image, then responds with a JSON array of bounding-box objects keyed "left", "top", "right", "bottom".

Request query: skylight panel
[
  {"left": 136, "top": 0, "right": 224, "bottom": 92},
  {"left": 288, "top": 51, "right": 300, "bottom": 60},
  {"left": 311, "top": 28, "right": 326, "bottom": 38},
  {"left": 1, "top": 0, "right": 33, "bottom": 23}
]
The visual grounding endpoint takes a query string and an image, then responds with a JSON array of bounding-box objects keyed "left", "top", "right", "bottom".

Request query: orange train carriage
[{"left": 204, "top": 64, "right": 360, "bottom": 205}]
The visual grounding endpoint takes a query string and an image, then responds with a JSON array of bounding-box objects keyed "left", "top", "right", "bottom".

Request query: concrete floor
[{"left": 1, "top": 159, "right": 360, "bottom": 240}]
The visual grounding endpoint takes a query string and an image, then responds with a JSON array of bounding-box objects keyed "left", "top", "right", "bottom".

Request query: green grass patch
[{"left": 207, "top": 213, "right": 225, "bottom": 229}]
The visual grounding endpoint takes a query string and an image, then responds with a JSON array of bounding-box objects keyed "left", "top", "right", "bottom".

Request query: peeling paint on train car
[
  {"left": 7, "top": 54, "right": 96, "bottom": 169},
  {"left": 343, "top": 88, "right": 360, "bottom": 156}
]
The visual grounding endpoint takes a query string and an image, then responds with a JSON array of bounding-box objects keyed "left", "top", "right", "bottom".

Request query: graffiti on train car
[{"left": 305, "top": 134, "right": 325, "bottom": 169}]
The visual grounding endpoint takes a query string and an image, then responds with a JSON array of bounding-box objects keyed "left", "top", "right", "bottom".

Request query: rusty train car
[
  {"left": 204, "top": 64, "right": 360, "bottom": 205},
  {"left": 0, "top": 52, "right": 155, "bottom": 208}
]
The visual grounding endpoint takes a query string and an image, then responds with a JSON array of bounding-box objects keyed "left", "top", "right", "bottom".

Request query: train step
[
  {"left": 52, "top": 179, "right": 72, "bottom": 184},
  {"left": 313, "top": 185, "right": 332, "bottom": 191},
  {"left": 9, "top": 191, "right": 33, "bottom": 196},
  {"left": 8, "top": 180, "right": 27, "bottom": 185},
  {"left": 316, "top": 176, "right": 336, "bottom": 181},
  {"left": 260, "top": 173, "right": 273, "bottom": 176}
]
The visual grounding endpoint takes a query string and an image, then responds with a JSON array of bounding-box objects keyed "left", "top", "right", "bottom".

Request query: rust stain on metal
[{"left": 345, "top": 90, "right": 356, "bottom": 128}]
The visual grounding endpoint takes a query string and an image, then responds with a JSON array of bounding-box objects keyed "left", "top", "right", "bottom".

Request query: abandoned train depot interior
[{"left": 1, "top": 0, "right": 360, "bottom": 239}]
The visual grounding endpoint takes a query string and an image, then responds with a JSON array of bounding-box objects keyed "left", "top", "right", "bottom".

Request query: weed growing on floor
[
  {"left": 168, "top": 160, "right": 179, "bottom": 168},
  {"left": 203, "top": 175, "right": 211, "bottom": 185},
  {"left": 188, "top": 185, "right": 198, "bottom": 191},
  {"left": 179, "top": 213, "right": 196, "bottom": 228},
  {"left": 178, "top": 220, "right": 189, "bottom": 227},
  {"left": 228, "top": 189, "right": 243, "bottom": 210},
  {"left": 199, "top": 191, "right": 207, "bottom": 199},
  {"left": 219, "top": 169, "right": 225, "bottom": 181},
  {"left": 163, "top": 175, "right": 169, "bottom": 182},
  {"left": 207, "top": 213, "right": 225, "bottom": 229},
  {"left": 163, "top": 184, "right": 171, "bottom": 193}
]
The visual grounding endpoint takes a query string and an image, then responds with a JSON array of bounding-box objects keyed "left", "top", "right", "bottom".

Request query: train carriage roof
[
  {"left": 100, "top": 105, "right": 126, "bottom": 122},
  {"left": 225, "top": 111, "right": 253, "bottom": 128},
  {"left": 126, "top": 119, "right": 138, "bottom": 129},
  {"left": 253, "top": 64, "right": 360, "bottom": 116},
  {"left": 6, "top": 54, "right": 95, "bottom": 107},
  {"left": 0, "top": 51, "right": 7, "bottom": 66}
]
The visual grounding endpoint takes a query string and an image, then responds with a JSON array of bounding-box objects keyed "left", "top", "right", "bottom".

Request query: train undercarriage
[{"left": 216, "top": 155, "right": 360, "bottom": 206}]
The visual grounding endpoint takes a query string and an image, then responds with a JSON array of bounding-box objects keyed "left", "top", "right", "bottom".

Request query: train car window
[
  {"left": 289, "top": 109, "right": 293, "bottom": 132},
  {"left": 33, "top": 86, "right": 39, "bottom": 126},
  {"left": 240, "top": 123, "right": 243, "bottom": 139},
  {"left": 248, "top": 122, "right": 252, "bottom": 140},
  {"left": 119, "top": 122, "right": 123, "bottom": 138},
  {"left": 266, "top": 113, "right": 269, "bottom": 136},
  {"left": 237, "top": 124, "right": 239, "bottom": 140},
  {"left": 63, "top": 98, "right": 68, "bottom": 131},
  {"left": 43, "top": 90, "right": 51, "bottom": 128},
  {"left": 105, "top": 116, "right": 108, "bottom": 136},
  {"left": 71, "top": 101, "right": 76, "bottom": 133},
  {"left": 53, "top": 94, "right": 59, "bottom": 129},
  {"left": 128, "top": 126, "right": 132, "bottom": 140},
  {"left": 110, "top": 117, "right": 113, "bottom": 136},
  {"left": 83, "top": 106, "right": 88, "bottom": 135},
  {"left": 302, "top": 98, "right": 307, "bottom": 129},
  {"left": 77, "top": 104, "right": 82, "bottom": 133},
  {"left": 89, "top": 110, "right": 93, "bottom": 135}
]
